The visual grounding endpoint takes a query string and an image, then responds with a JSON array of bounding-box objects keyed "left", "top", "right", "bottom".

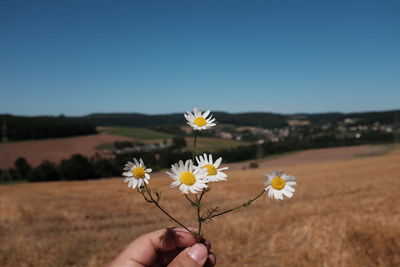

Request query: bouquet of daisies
[{"left": 122, "top": 108, "right": 297, "bottom": 241}]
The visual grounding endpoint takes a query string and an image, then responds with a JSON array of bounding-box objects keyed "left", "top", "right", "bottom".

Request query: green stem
[
  {"left": 184, "top": 194, "right": 196, "bottom": 205},
  {"left": 190, "top": 131, "right": 204, "bottom": 241},
  {"left": 196, "top": 189, "right": 207, "bottom": 242},
  {"left": 141, "top": 190, "right": 152, "bottom": 202},
  {"left": 142, "top": 183, "right": 193, "bottom": 234},
  {"left": 198, "top": 188, "right": 206, "bottom": 203},
  {"left": 207, "top": 190, "right": 266, "bottom": 220},
  {"left": 192, "top": 132, "right": 198, "bottom": 162}
]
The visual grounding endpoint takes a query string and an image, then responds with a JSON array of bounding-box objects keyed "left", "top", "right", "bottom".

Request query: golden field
[{"left": 1, "top": 146, "right": 400, "bottom": 267}]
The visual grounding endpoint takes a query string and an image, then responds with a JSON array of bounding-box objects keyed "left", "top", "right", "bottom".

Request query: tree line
[
  {"left": 2, "top": 114, "right": 97, "bottom": 141},
  {"left": 1, "top": 130, "right": 396, "bottom": 183}
]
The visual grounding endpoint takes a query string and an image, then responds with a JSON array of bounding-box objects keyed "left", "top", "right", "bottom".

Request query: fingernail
[{"left": 187, "top": 243, "right": 208, "bottom": 263}]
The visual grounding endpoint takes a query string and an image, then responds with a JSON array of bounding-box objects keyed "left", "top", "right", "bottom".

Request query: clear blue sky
[{"left": 1, "top": 0, "right": 399, "bottom": 116}]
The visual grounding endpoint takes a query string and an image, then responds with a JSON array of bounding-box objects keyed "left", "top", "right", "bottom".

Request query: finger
[
  {"left": 168, "top": 243, "right": 208, "bottom": 267},
  {"left": 200, "top": 238, "right": 211, "bottom": 251},
  {"left": 205, "top": 252, "right": 216, "bottom": 267},
  {"left": 157, "top": 241, "right": 213, "bottom": 266},
  {"left": 156, "top": 249, "right": 182, "bottom": 265},
  {"left": 109, "top": 228, "right": 197, "bottom": 267}
]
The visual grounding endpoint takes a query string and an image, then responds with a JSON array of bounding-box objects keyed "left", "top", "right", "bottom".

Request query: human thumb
[{"left": 168, "top": 243, "right": 208, "bottom": 267}]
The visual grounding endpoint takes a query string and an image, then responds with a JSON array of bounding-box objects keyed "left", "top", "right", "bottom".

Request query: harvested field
[
  {"left": 0, "top": 133, "right": 132, "bottom": 168},
  {"left": 1, "top": 146, "right": 400, "bottom": 266},
  {"left": 99, "top": 127, "right": 174, "bottom": 140},
  {"left": 229, "top": 144, "right": 394, "bottom": 170},
  {"left": 185, "top": 137, "right": 250, "bottom": 153}
]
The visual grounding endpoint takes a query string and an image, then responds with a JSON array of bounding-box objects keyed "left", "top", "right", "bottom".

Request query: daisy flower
[
  {"left": 167, "top": 159, "right": 208, "bottom": 194},
  {"left": 122, "top": 158, "right": 152, "bottom": 190},
  {"left": 196, "top": 153, "right": 229, "bottom": 182},
  {"left": 184, "top": 108, "right": 217, "bottom": 130},
  {"left": 264, "top": 170, "right": 297, "bottom": 200}
]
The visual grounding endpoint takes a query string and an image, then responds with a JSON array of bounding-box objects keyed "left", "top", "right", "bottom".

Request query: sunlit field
[
  {"left": 1, "top": 146, "right": 400, "bottom": 266},
  {"left": 100, "top": 126, "right": 250, "bottom": 152},
  {"left": 0, "top": 133, "right": 132, "bottom": 168},
  {"left": 0, "top": 129, "right": 249, "bottom": 169},
  {"left": 99, "top": 127, "right": 174, "bottom": 140}
]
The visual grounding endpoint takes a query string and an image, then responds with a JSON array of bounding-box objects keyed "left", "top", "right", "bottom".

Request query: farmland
[
  {"left": 185, "top": 137, "right": 250, "bottom": 153},
  {"left": 0, "top": 133, "right": 132, "bottom": 168},
  {"left": 1, "top": 145, "right": 399, "bottom": 266},
  {"left": 0, "top": 126, "right": 249, "bottom": 169},
  {"left": 99, "top": 127, "right": 174, "bottom": 140},
  {"left": 98, "top": 127, "right": 250, "bottom": 152}
]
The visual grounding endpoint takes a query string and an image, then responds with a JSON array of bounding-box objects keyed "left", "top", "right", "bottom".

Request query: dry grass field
[
  {"left": 1, "top": 146, "right": 400, "bottom": 266},
  {"left": 0, "top": 133, "right": 132, "bottom": 168}
]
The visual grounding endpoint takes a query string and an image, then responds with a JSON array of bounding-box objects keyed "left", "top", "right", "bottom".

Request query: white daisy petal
[
  {"left": 170, "top": 180, "right": 180, "bottom": 187},
  {"left": 282, "top": 189, "right": 293, "bottom": 198},
  {"left": 214, "top": 157, "right": 222, "bottom": 168},
  {"left": 130, "top": 179, "right": 138, "bottom": 189},
  {"left": 193, "top": 108, "right": 200, "bottom": 116},
  {"left": 285, "top": 185, "right": 295, "bottom": 192},
  {"left": 202, "top": 110, "right": 210, "bottom": 118},
  {"left": 188, "top": 113, "right": 195, "bottom": 120},
  {"left": 267, "top": 188, "right": 274, "bottom": 198},
  {"left": 218, "top": 173, "right": 227, "bottom": 178},
  {"left": 184, "top": 160, "right": 190, "bottom": 171},
  {"left": 273, "top": 190, "right": 280, "bottom": 199},
  {"left": 122, "top": 171, "right": 133, "bottom": 177}
]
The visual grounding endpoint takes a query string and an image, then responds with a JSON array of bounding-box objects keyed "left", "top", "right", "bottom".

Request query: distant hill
[
  {"left": 2, "top": 109, "right": 399, "bottom": 141},
  {"left": 81, "top": 112, "right": 288, "bottom": 128},
  {"left": 82, "top": 109, "right": 400, "bottom": 128}
]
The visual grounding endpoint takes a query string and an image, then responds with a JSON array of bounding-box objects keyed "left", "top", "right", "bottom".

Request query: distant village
[
  {"left": 100, "top": 117, "right": 399, "bottom": 154},
  {"left": 212, "top": 118, "right": 397, "bottom": 143}
]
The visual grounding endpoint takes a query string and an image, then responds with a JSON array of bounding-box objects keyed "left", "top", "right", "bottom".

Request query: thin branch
[
  {"left": 200, "top": 207, "right": 220, "bottom": 223},
  {"left": 208, "top": 190, "right": 266, "bottom": 220},
  {"left": 140, "top": 191, "right": 152, "bottom": 203},
  {"left": 142, "top": 183, "right": 193, "bottom": 234},
  {"left": 184, "top": 194, "right": 196, "bottom": 206},
  {"left": 198, "top": 188, "right": 207, "bottom": 203}
]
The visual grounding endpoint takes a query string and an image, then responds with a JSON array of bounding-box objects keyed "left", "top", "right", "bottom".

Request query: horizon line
[{"left": 1, "top": 107, "right": 399, "bottom": 118}]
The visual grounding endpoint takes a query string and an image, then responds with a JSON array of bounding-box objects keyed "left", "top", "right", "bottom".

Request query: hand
[{"left": 108, "top": 228, "right": 216, "bottom": 267}]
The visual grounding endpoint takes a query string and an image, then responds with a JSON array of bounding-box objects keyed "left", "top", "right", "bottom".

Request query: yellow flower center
[
  {"left": 180, "top": 171, "right": 196, "bottom": 185},
  {"left": 194, "top": 117, "right": 207, "bottom": 127},
  {"left": 271, "top": 177, "right": 286, "bottom": 190},
  {"left": 203, "top": 164, "right": 217, "bottom": 176},
  {"left": 132, "top": 167, "right": 145, "bottom": 179}
]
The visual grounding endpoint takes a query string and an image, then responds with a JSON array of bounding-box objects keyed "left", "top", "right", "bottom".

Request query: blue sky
[{"left": 0, "top": 0, "right": 399, "bottom": 116}]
